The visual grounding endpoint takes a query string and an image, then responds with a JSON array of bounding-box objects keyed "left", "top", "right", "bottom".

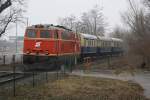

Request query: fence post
[
  {"left": 46, "top": 72, "right": 48, "bottom": 83},
  {"left": 107, "top": 55, "right": 111, "bottom": 67},
  {"left": 32, "top": 71, "right": 35, "bottom": 87},
  {"left": 12, "top": 55, "right": 16, "bottom": 96},
  {"left": 56, "top": 57, "right": 59, "bottom": 80},
  {"left": 21, "top": 54, "right": 23, "bottom": 64}
]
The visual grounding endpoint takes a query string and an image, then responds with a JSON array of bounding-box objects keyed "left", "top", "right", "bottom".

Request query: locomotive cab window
[
  {"left": 40, "top": 30, "right": 51, "bottom": 38},
  {"left": 61, "top": 31, "right": 71, "bottom": 40},
  {"left": 54, "top": 31, "right": 59, "bottom": 39},
  {"left": 26, "top": 29, "right": 36, "bottom": 38}
]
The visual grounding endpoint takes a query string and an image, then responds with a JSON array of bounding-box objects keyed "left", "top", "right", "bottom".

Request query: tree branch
[
  {"left": 0, "top": 15, "right": 12, "bottom": 37},
  {"left": 0, "top": 0, "right": 12, "bottom": 13}
]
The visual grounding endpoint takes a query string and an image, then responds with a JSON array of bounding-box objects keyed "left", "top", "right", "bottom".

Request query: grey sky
[
  {"left": 27, "top": 0, "right": 127, "bottom": 28},
  {"left": 8, "top": 0, "right": 129, "bottom": 37}
]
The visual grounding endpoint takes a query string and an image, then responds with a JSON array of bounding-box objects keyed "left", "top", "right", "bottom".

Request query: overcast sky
[
  {"left": 8, "top": 0, "right": 129, "bottom": 36},
  {"left": 27, "top": 0, "right": 127, "bottom": 27}
]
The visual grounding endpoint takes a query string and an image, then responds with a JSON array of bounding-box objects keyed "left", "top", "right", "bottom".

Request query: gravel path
[{"left": 72, "top": 70, "right": 150, "bottom": 98}]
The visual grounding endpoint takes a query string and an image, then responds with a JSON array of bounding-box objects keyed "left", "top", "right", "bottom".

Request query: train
[{"left": 23, "top": 24, "right": 123, "bottom": 71}]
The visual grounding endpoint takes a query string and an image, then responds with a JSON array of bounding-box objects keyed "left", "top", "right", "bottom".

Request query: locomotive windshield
[
  {"left": 40, "top": 30, "right": 51, "bottom": 38},
  {"left": 26, "top": 29, "right": 36, "bottom": 38}
]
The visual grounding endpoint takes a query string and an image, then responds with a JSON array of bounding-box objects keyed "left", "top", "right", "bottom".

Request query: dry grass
[
  {"left": 0, "top": 75, "right": 149, "bottom": 100},
  {"left": 85, "top": 56, "right": 141, "bottom": 75}
]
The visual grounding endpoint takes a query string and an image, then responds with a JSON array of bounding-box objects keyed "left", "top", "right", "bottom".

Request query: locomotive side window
[
  {"left": 62, "top": 31, "right": 71, "bottom": 40},
  {"left": 40, "top": 30, "right": 51, "bottom": 38},
  {"left": 26, "top": 30, "right": 36, "bottom": 38},
  {"left": 54, "top": 31, "right": 58, "bottom": 39}
]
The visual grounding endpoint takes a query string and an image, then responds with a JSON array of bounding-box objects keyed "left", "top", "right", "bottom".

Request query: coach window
[
  {"left": 88, "top": 39, "right": 90, "bottom": 47},
  {"left": 89, "top": 40, "right": 91, "bottom": 46},
  {"left": 93, "top": 40, "right": 95, "bottom": 47},
  {"left": 40, "top": 30, "right": 51, "bottom": 38},
  {"left": 103, "top": 41, "right": 105, "bottom": 47},
  {"left": 84, "top": 39, "right": 86, "bottom": 46},
  {"left": 104, "top": 41, "right": 106, "bottom": 47},
  {"left": 26, "top": 29, "right": 36, "bottom": 38},
  {"left": 99, "top": 40, "right": 101, "bottom": 47},
  {"left": 98, "top": 40, "right": 100, "bottom": 47},
  {"left": 115, "top": 42, "right": 117, "bottom": 47},
  {"left": 107, "top": 41, "right": 109, "bottom": 47}
]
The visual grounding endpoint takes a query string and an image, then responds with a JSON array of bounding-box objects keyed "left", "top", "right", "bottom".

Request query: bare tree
[
  {"left": 0, "top": 0, "right": 26, "bottom": 37},
  {"left": 80, "top": 5, "right": 105, "bottom": 36},
  {"left": 121, "top": 0, "right": 150, "bottom": 68},
  {"left": 144, "top": 0, "right": 150, "bottom": 8},
  {"left": 143, "top": 0, "right": 150, "bottom": 35},
  {"left": 0, "top": 0, "right": 11, "bottom": 13},
  {"left": 110, "top": 26, "right": 126, "bottom": 39},
  {"left": 58, "top": 5, "right": 105, "bottom": 36},
  {"left": 58, "top": 15, "right": 77, "bottom": 30},
  {"left": 122, "top": 0, "right": 146, "bottom": 38}
]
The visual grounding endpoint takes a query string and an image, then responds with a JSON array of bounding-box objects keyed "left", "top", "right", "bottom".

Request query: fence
[
  {"left": 0, "top": 53, "right": 23, "bottom": 65},
  {"left": 0, "top": 53, "right": 66, "bottom": 97}
]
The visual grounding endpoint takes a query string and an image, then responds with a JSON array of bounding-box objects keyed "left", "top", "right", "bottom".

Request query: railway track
[{"left": 0, "top": 72, "right": 32, "bottom": 85}]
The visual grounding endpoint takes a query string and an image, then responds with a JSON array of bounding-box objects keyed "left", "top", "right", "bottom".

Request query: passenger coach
[{"left": 80, "top": 33, "right": 123, "bottom": 59}]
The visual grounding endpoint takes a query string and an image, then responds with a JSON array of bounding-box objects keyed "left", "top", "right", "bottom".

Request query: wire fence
[
  {"left": 0, "top": 54, "right": 23, "bottom": 65},
  {"left": 0, "top": 53, "right": 67, "bottom": 97}
]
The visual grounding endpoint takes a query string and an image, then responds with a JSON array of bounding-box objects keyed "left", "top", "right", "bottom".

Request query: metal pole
[
  {"left": 108, "top": 55, "right": 111, "bottom": 67},
  {"left": 26, "top": 17, "right": 29, "bottom": 27},
  {"left": 56, "top": 33, "right": 59, "bottom": 80},
  {"left": 56, "top": 59, "right": 59, "bottom": 80},
  {"left": 3, "top": 55, "right": 5, "bottom": 65},
  {"left": 15, "top": 16, "right": 18, "bottom": 53}
]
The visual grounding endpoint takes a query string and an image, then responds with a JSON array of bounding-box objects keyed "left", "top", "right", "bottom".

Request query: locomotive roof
[
  {"left": 80, "top": 33, "right": 97, "bottom": 39},
  {"left": 27, "top": 24, "right": 73, "bottom": 31}
]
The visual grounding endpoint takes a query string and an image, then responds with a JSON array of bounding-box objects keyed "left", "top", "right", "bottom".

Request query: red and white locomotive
[{"left": 23, "top": 24, "right": 80, "bottom": 70}]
